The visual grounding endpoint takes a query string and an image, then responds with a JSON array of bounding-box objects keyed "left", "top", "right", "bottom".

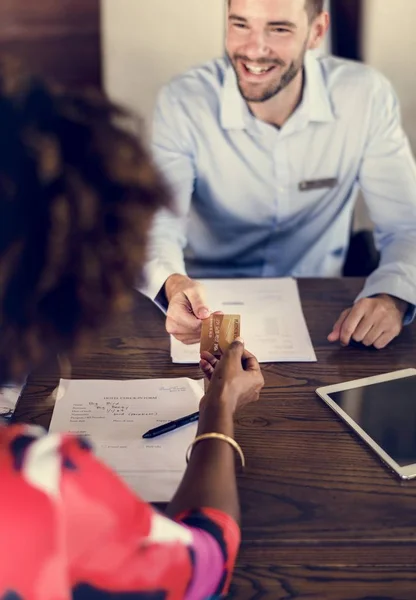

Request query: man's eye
[{"left": 271, "top": 28, "right": 290, "bottom": 34}]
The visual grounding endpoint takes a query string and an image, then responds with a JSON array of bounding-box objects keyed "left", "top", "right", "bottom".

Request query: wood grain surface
[{"left": 14, "top": 278, "right": 416, "bottom": 599}]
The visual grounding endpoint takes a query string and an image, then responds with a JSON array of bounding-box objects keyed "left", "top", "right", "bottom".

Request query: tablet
[{"left": 316, "top": 368, "right": 416, "bottom": 480}]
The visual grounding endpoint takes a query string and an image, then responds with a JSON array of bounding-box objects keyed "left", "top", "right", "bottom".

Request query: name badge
[{"left": 298, "top": 178, "right": 338, "bottom": 191}]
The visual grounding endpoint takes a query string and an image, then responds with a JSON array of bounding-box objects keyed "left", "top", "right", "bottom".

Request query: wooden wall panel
[{"left": 0, "top": 0, "right": 101, "bottom": 88}]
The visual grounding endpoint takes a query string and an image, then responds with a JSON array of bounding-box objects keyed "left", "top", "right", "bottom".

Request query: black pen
[{"left": 142, "top": 411, "right": 199, "bottom": 439}]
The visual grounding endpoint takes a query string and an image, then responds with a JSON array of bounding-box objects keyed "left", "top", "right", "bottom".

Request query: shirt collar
[
  {"left": 220, "top": 51, "right": 335, "bottom": 131},
  {"left": 302, "top": 51, "right": 335, "bottom": 124},
  {"left": 220, "top": 60, "right": 251, "bottom": 130}
]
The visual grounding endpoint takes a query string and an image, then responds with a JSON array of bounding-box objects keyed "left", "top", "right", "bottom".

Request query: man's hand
[
  {"left": 328, "top": 294, "right": 408, "bottom": 350},
  {"left": 164, "top": 274, "right": 210, "bottom": 344}
]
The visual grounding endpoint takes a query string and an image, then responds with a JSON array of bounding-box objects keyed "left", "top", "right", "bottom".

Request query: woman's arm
[{"left": 166, "top": 340, "right": 264, "bottom": 522}]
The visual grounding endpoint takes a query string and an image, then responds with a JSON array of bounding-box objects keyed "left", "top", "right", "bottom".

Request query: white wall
[
  {"left": 101, "top": 0, "right": 225, "bottom": 135},
  {"left": 101, "top": 0, "right": 332, "bottom": 134},
  {"left": 363, "top": 0, "right": 416, "bottom": 154},
  {"left": 353, "top": 0, "right": 416, "bottom": 231}
]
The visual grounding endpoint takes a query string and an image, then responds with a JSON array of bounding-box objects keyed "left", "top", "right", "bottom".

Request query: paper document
[
  {"left": 171, "top": 278, "right": 316, "bottom": 364},
  {"left": 0, "top": 384, "right": 24, "bottom": 421},
  {"left": 49, "top": 378, "right": 204, "bottom": 502}
]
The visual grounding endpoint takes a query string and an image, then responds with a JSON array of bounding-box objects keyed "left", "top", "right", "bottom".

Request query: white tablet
[{"left": 316, "top": 368, "right": 416, "bottom": 480}]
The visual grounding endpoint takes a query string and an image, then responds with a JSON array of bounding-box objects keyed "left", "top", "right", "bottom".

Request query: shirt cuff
[
  {"left": 154, "top": 284, "right": 169, "bottom": 314},
  {"left": 355, "top": 280, "right": 416, "bottom": 325},
  {"left": 403, "top": 304, "right": 416, "bottom": 326},
  {"left": 139, "top": 261, "right": 187, "bottom": 313}
]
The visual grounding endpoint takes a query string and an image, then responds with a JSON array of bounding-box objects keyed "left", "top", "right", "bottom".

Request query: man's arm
[
  {"left": 140, "top": 85, "right": 194, "bottom": 301},
  {"left": 329, "top": 73, "right": 416, "bottom": 349},
  {"left": 141, "top": 85, "right": 210, "bottom": 342},
  {"left": 358, "top": 75, "right": 416, "bottom": 312}
]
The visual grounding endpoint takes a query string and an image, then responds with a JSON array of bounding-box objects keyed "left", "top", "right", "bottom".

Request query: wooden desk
[{"left": 14, "top": 278, "right": 416, "bottom": 599}]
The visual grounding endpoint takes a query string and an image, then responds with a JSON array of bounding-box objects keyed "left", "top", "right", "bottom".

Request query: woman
[{"left": 0, "top": 58, "right": 264, "bottom": 599}]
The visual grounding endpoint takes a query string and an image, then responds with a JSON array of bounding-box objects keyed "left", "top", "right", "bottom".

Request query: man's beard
[{"left": 228, "top": 42, "right": 307, "bottom": 103}]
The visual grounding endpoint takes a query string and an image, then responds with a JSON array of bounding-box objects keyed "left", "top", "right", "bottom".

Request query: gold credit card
[{"left": 200, "top": 314, "right": 241, "bottom": 357}]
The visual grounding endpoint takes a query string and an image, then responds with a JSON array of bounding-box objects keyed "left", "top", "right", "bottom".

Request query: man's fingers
[
  {"left": 329, "top": 296, "right": 405, "bottom": 350},
  {"left": 338, "top": 305, "right": 367, "bottom": 346},
  {"left": 362, "top": 322, "right": 401, "bottom": 348},
  {"left": 185, "top": 285, "right": 210, "bottom": 320},
  {"left": 167, "top": 323, "right": 201, "bottom": 340},
  {"left": 373, "top": 322, "right": 401, "bottom": 350},
  {"left": 351, "top": 314, "right": 376, "bottom": 343},
  {"left": 173, "top": 333, "right": 200, "bottom": 345},
  {"left": 328, "top": 309, "right": 350, "bottom": 342},
  {"left": 166, "top": 283, "right": 209, "bottom": 337},
  {"left": 167, "top": 322, "right": 200, "bottom": 341},
  {"left": 166, "top": 296, "right": 202, "bottom": 341},
  {"left": 373, "top": 331, "right": 396, "bottom": 350},
  {"left": 362, "top": 325, "right": 384, "bottom": 347},
  {"left": 166, "top": 311, "right": 201, "bottom": 333}
]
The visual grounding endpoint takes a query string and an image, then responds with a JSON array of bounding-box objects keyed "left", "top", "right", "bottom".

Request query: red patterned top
[{"left": 0, "top": 424, "right": 240, "bottom": 599}]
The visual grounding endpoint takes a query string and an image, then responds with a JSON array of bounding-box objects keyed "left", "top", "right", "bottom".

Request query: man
[{"left": 143, "top": 0, "right": 416, "bottom": 350}]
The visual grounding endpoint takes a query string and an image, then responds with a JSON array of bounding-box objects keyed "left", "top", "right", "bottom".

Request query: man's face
[{"left": 226, "top": 0, "right": 316, "bottom": 103}]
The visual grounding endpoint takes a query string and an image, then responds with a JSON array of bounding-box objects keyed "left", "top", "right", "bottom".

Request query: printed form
[
  {"left": 171, "top": 278, "right": 316, "bottom": 363},
  {"left": 49, "top": 377, "right": 204, "bottom": 502}
]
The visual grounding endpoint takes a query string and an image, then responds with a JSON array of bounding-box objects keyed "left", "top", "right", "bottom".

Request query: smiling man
[
  {"left": 228, "top": 0, "right": 312, "bottom": 105},
  {"left": 144, "top": 0, "right": 416, "bottom": 350}
]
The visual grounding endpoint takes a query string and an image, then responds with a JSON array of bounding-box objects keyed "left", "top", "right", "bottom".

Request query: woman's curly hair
[{"left": 0, "top": 58, "right": 169, "bottom": 382}]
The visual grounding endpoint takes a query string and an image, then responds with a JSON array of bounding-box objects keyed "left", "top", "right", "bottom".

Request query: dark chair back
[{"left": 343, "top": 230, "right": 380, "bottom": 277}]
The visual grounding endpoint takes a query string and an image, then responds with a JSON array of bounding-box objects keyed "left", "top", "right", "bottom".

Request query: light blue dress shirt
[{"left": 143, "top": 52, "right": 416, "bottom": 319}]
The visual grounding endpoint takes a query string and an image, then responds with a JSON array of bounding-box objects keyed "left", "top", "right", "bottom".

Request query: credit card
[{"left": 200, "top": 314, "right": 241, "bottom": 357}]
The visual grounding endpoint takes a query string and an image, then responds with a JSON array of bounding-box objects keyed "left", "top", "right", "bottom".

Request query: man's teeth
[{"left": 244, "top": 64, "right": 272, "bottom": 74}]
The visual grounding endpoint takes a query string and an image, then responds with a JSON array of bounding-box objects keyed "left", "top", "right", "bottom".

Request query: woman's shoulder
[{"left": 0, "top": 424, "right": 94, "bottom": 499}]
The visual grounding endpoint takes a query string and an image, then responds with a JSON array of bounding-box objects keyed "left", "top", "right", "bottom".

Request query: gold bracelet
[{"left": 186, "top": 433, "right": 245, "bottom": 468}]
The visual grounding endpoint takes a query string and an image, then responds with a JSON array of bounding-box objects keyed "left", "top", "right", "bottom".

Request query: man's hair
[
  {"left": 0, "top": 57, "right": 169, "bottom": 382},
  {"left": 306, "top": 0, "right": 324, "bottom": 20},
  {"left": 227, "top": 0, "right": 324, "bottom": 20}
]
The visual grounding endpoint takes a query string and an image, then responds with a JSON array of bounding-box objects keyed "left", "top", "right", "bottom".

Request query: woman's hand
[
  {"left": 200, "top": 339, "right": 264, "bottom": 414},
  {"left": 168, "top": 339, "right": 263, "bottom": 522}
]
